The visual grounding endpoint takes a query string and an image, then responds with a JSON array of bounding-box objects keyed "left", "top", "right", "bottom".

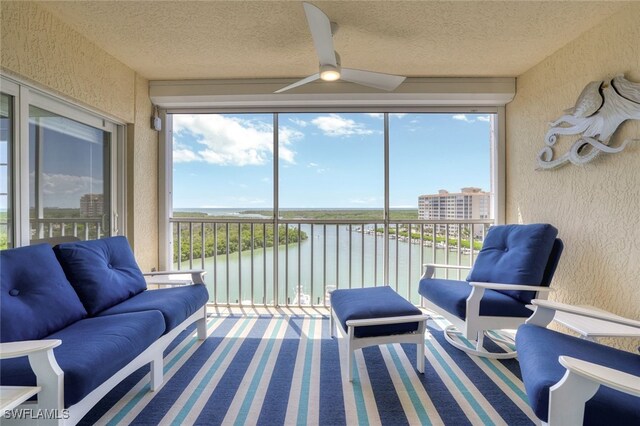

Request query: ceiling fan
[{"left": 275, "top": 2, "right": 406, "bottom": 93}]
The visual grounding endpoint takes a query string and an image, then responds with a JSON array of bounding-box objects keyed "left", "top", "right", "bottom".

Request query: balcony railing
[
  {"left": 170, "top": 217, "right": 492, "bottom": 307},
  {"left": 30, "top": 218, "right": 104, "bottom": 241}
]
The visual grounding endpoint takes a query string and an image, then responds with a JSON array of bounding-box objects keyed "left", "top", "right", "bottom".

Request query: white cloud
[
  {"left": 173, "top": 147, "right": 201, "bottom": 163},
  {"left": 452, "top": 114, "right": 491, "bottom": 123},
  {"left": 366, "top": 113, "right": 383, "bottom": 119},
  {"left": 288, "top": 117, "right": 308, "bottom": 127},
  {"left": 30, "top": 172, "right": 103, "bottom": 208},
  {"left": 310, "top": 114, "right": 374, "bottom": 137},
  {"left": 390, "top": 113, "right": 407, "bottom": 119},
  {"left": 307, "top": 162, "right": 319, "bottom": 167},
  {"left": 41, "top": 173, "right": 101, "bottom": 196},
  {"left": 173, "top": 114, "right": 301, "bottom": 166},
  {"left": 452, "top": 114, "right": 474, "bottom": 123}
]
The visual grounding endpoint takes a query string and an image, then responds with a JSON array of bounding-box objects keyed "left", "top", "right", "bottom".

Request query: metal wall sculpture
[{"left": 537, "top": 74, "right": 640, "bottom": 170}]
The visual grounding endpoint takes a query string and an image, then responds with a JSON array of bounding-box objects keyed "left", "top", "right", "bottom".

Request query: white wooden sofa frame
[
  {"left": 330, "top": 307, "right": 429, "bottom": 382},
  {"left": 0, "top": 270, "right": 208, "bottom": 426},
  {"left": 421, "top": 263, "right": 554, "bottom": 359},
  {"left": 526, "top": 299, "right": 640, "bottom": 426}
]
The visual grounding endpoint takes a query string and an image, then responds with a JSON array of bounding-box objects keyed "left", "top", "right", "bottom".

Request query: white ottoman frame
[{"left": 330, "top": 308, "right": 429, "bottom": 382}]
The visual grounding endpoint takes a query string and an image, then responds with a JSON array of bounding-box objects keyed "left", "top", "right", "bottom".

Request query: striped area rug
[{"left": 80, "top": 312, "right": 536, "bottom": 425}]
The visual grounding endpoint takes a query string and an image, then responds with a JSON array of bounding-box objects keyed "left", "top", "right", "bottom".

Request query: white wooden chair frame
[
  {"left": 526, "top": 299, "right": 640, "bottom": 426},
  {"left": 330, "top": 307, "right": 429, "bottom": 382},
  {"left": 420, "top": 264, "right": 554, "bottom": 359},
  {"left": 0, "top": 270, "right": 208, "bottom": 426}
]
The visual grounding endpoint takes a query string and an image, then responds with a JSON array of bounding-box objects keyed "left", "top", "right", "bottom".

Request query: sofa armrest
[
  {"left": 0, "top": 339, "right": 61, "bottom": 359},
  {"left": 143, "top": 269, "right": 206, "bottom": 285},
  {"left": 527, "top": 299, "right": 640, "bottom": 329},
  {"left": 559, "top": 356, "right": 640, "bottom": 397},
  {"left": 0, "top": 339, "right": 64, "bottom": 413}
]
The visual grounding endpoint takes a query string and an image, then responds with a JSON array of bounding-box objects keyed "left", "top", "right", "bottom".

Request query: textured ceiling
[{"left": 36, "top": 1, "right": 632, "bottom": 80}]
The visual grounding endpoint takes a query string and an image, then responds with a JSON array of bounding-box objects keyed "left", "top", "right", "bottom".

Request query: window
[
  {"left": 278, "top": 113, "right": 384, "bottom": 219},
  {"left": 389, "top": 113, "right": 494, "bottom": 220},
  {"left": 171, "top": 113, "right": 274, "bottom": 217},
  {"left": 167, "top": 110, "right": 499, "bottom": 305},
  {"left": 29, "top": 106, "right": 111, "bottom": 241},
  {"left": 1, "top": 75, "right": 123, "bottom": 247}
]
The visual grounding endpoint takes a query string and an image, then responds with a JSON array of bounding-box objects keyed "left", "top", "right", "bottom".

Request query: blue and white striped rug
[{"left": 80, "top": 313, "right": 536, "bottom": 425}]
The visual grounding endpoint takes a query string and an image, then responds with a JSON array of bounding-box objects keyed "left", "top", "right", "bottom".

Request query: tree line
[{"left": 174, "top": 223, "right": 307, "bottom": 262}]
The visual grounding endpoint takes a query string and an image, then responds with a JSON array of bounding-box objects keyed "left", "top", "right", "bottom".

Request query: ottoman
[{"left": 330, "top": 286, "right": 429, "bottom": 381}]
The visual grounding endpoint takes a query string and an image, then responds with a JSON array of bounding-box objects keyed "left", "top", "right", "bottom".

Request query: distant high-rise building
[
  {"left": 418, "top": 188, "right": 492, "bottom": 234},
  {"left": 80, "top": 193, "right": 104, "bottom": 217}
]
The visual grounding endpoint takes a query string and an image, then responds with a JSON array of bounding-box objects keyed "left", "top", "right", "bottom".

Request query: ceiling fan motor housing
[{"left": 320, "top": 63, "right": 341, "bottom": 81}]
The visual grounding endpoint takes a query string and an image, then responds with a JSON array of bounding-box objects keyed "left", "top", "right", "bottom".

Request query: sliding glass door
[{"left": 1, "top": 75, "right": 123, "bottom": 247}]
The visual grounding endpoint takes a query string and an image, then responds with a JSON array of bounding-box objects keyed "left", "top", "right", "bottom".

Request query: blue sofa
[{"left": 0, "top": 237, "right": 209, "bottom": 425}]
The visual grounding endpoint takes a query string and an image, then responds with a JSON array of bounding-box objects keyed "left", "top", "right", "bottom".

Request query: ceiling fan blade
[
  {"left": 274, "top": 73, "right": 321, "bottom": 93},
  {"left": 340, "top": 68, "right": 406, "bottom": 91},
  {"left": 303, "top": 2, "right": 337, "bottom": 67}
]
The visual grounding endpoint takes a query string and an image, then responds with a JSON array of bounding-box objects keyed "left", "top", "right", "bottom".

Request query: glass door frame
[{"left": 1, "top": 74, "right": 125, "bottom": 247}]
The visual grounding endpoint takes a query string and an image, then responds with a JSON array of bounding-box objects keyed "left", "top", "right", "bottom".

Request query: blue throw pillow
[
  {"left": 467, "top": 224, "right": 558, "bottom": 303},
  {"left": 54, "top": 236, "right": 147, "bottom": 315},
  {"left": 1, "top": 244, "right": 87, "bottom": 342}
]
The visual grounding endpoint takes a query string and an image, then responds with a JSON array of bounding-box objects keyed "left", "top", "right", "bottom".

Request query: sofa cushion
[
  {"left": 0, "top": 311, "right": 165, "bottom": 408},
  {"left": 330, "top": 286, "right": 422, "bottom": 338},
  {"left": 467, "top": 224, "right": 558, "bottom": 304},
  {"left": 54, "top": 236, "right": 147, "bottom": 315},
  {"left": 418, "top": 277, "right": 533, "bottom": 320},
  {"left": 516, "top": 324, "right": 640, "bottom": 424},
  {"left": 0, "top": 244, "right": 87, "bottom": 342},
  {"left": 97, "top": 284, "right": 209, "bottom": 332}
]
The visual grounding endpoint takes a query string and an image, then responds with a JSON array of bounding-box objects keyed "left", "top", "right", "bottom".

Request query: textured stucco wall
[
  {"left": 127, "top": 74, "right": 159, "bottom": 271},
  {"left": 1, "top": 1, "right": 158, "bottom": 267},
  {"left": 0, "top": 1, "right": 134, "bottom": 122},
  {"left": 506, "top": 4, "right": 640, "bottom": 350}
]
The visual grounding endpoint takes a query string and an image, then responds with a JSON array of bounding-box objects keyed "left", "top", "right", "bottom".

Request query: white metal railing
[
  {"left": 170, "top": 217, "right": 492, "bottom": 307},
  {"left": 30, "top": 218, "right": 103, "bottom": 241}
]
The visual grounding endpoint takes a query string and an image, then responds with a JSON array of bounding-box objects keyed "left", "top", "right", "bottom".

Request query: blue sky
[{"left": 172, "top": 112, "right": 492, "bottom": 209}]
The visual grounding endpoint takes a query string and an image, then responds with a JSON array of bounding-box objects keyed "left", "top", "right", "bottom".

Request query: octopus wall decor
[{"left": 537, "top": 74, "right": 640, "bottom": 170}]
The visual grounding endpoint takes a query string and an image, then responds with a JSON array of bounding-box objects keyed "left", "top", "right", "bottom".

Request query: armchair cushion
[
  {"left": 516, "top": 323, "right": 640, "bottom": 424},
  {"left": 97, "top": 284, "right": 209, "bottom": 332},
  {"left": 0, "top": 311, "right": 165, "bottom": 408},
  {"left": 54, "top": 236, "right": 147, "bottom": 315},
  {"left": 418, "top": 278, "right": 533, "bottom": 320},
  {"left": 1, "top": 244, "right": 87, "bottom": 342},
  {"left": 467, "top": 224, "right": 558, "bottom": 303}
]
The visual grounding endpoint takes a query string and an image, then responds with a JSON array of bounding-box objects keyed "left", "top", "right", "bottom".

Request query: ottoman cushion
[{"left": 331, "top": 286, "right": 422, "bottom": 338}]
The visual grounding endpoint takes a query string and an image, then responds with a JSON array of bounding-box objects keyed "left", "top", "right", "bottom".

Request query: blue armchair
[
  {"left": 419, "top": 223, "right": 563, "bottom": 358},
  {"left": 518, "top": 300, "right": 640, "bottom": 425}
]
